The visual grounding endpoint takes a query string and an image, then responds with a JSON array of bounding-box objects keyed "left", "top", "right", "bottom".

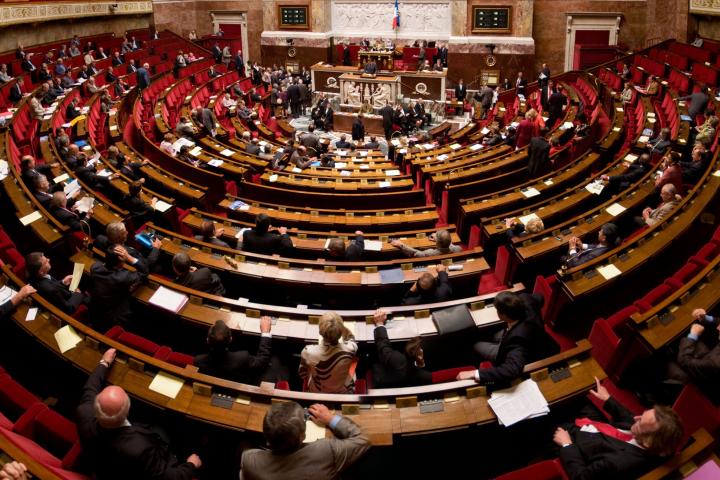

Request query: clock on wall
[{"left": 288, "top": 46, "right": 297, "bottom": 58}]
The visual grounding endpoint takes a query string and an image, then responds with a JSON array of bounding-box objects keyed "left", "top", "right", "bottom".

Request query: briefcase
[{"left": 432, "top": 305, "right": 475, "bottom": 335}]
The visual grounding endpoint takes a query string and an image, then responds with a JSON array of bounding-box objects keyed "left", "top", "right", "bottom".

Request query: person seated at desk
[
  {"left": 505, "top": 216, "right": 545, "bottom": 240},
  {"left": 239, "top": 213, "right": 293, "bottom": 256},
  {"left": 364, "top": 136, "right": 380, "bottom": 149},
  {"left": 335, "top": 134, "right": 352, "bottom": 149},
  {"left": 259, "top": 144, "right": 274, "bottom": 161},
  {"left": 601, "top": 153, "right": 651, "bottom": 192},
  {"left": 665, "top": 308, "right": 720, "bottom": 404},
  {"left": 563, "top": 223, "right": 620, "bottom": 269},
  {"left": 50, "top": 191, "right": 91, "bottom": 232},
  {"left": 195, "top": 220, "right": 231, "bottom": 248},
  {"left": 0, "top": 284, "right": 35, "bottom": 320},
  {"left": 74, "top": 153, "right": 117, "bottom": 191},
  {"left": 327, "top": 231, "right": 364, "bottom": 261},
  {"left": 176, "top": 145, "right": 199, "bottom": 167},
  {"left": 65, "top": 97, "right": 82, "bottom": 121},
  {"left": 417, "top": 59, "right": 431, "bottom": 72},
  {"left": 638, "top": 183, "right": 681, "bottom": 227},
  {"left": 290, "top": 145, "right": 314, "bottom": 170},
  {"left": 655, "top": 152, "right": 683, "bottom": 193},
  {"left": 25, "top": 251, "right": 88, "bottom": 315},
  {"left": 0, "top": 63, "right": 12, "bottom": 84},
  {"left": 175, "top": 116, "right": 197, "bottom": 139},
  {"left": 694, "top": 115, "right": 718, "bottom": 146},
  {"left": 401, "top": 264, "right": 452, "bottom": 305},
  {"left": 21, "top": 155, "right": 59, "bottom": 192},
  {"left": 681, "top": 142, "right": 711, "bottom": 184},
  {"left": 240, "top": 401, "right": 370, "bottom": 479},
  {"left": 647, "top": 127, "right": 671, "bottom": 156},
  {"left": 172, "top": 252, "right": 225, "bottom": 296},
  {"left": 552, "top": 378, "right": 684, "bottom": 480},
  {"left": 96, "top": 221, "right": 161, "bottom": 275},
  {"left": 299, "top": 312, "right": 358, "bottom": 393},
  {"left": 246, "top": 137, "right": 261, "bottom": 155},
  {"left": 160, "top": 133, "right": 176, "bottom": 157},
  {"left": 636, "top": 75, "right": 661, "bottom": 96},
  {"left": 122, "top": 181, "right": 156, "bottom": 225},
  {"left": 457, "top": 291, "right": 560, "bottom": 386},
  {"left": 432, "top": 58, "right": 444, "bottom": 72},
  {"left": 392, "top": 229, "right": 460, "bottom": 257},
  {"left": 33, "top": 175, "right": 55, "bottom": 209}
]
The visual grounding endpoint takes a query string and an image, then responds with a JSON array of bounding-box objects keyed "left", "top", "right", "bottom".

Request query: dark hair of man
[
  {"left": 207, "top": 320, "right": 232, "bottom": 352},
  {"left": 128, "top": 181, "right": 142, "bottom": 197},
  {"left": 20, "top": 157, "right": 32, "bottom": 170},
  {"left": 172, "top": 252, "right": 191, "bottom": 276},
  {"left": 105, "top": 249, "right": 122, "bottom": 268},
  {"left": 328, "top": 238, "right": 345, "bottom": 257},
  {"left": 200, "top": 220, "right": 215, "bottom": 239},
  {"left": 639, "top": 405, "right": 684, "bottom": 456},
  {"left": 25, "top": 252, "right": 44, "bottom": 279},
  {"left": 255, "top": 213, "right": 271, "bottom": 234},
  {"left": 494, "top": 292, "right": 526, "bottom": 322},
  {"left": 263, "top": 401, "right": 306, "bottom": 453},
  {"left": 405, "top": 337, "right": 423, "bottom": 360},
  {"left": 601, "top": 223, "right": 619, "bottom": 246}
]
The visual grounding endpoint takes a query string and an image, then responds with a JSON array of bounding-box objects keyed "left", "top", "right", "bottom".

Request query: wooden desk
[{"left": 333, "top": 112, "right": 384, "bottom": 136}]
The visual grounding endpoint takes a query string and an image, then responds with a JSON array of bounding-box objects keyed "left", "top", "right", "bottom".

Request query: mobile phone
[{"left": 303, "top": 408, "right": 311, "bottom": 421}]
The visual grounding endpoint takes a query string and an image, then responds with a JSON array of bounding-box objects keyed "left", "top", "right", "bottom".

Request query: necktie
[{"left": 575, "top": 418, "right": 634, "bottom": 442}]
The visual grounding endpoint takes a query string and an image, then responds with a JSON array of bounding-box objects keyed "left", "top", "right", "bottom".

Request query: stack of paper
[
  {"left": 154, "top": 200, "right": 172, "bottom": 213},
  {"left": 75, "top": 196, "right": 94, "bottom": 214},
  {"left": 585, "top": 181, "right": 604, "bottom": 195},
  {"left": 148, "top": 286, "right": 189, "bottom": 313},
  {"left": 219, "top": 149, "right": 234, "bottom": 157},
  {"left": 488, "top": 379, "right": 549, "bottom": 427},
  {"left": 470, "top": 144, "right": 482, "bottom": 151},
  {"left": 364, "top": 240, "right": 383, "bottom": 251},
  {"left": 304, "top": 420, "right": 327, "bottom": 443},
  {"left": 54, "top": 325, "right": 83, "bottom": 354}
]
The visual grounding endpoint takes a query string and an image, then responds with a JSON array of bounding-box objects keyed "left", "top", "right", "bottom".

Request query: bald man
[{"left": 77, "top": 348, "right": 201, "bottom": 479}]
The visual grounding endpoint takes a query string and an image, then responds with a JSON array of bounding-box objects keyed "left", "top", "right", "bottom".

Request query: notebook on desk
[{"left": 432, "top": 305, "right": 474, "bottom": 335}]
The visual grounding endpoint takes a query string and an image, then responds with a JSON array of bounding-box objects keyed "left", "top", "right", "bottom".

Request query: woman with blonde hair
[{"left": 299, "top": 312, "right": 358, "bottom": 393}]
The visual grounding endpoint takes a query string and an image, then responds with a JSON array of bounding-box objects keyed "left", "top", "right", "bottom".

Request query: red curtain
[
  {"left": 219, "top": 24, "right": 242, "bottom": 37},
  {"left": 575, "top": 30, "right": 610, "bottom": 46}
]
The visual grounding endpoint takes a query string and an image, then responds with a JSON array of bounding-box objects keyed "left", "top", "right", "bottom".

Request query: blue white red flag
[{"left": 392, "top": 0, "right": 400, "bottom": 30}]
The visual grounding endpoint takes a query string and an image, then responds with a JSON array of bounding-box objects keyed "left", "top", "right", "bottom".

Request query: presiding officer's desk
[{"left": 2, "top": 264, "right": 604, "bottom": 444}]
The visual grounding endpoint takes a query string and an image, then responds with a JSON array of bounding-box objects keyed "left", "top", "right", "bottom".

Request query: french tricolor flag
[{"left": 392, "top": 0, "right": 400, "bottom": 30}]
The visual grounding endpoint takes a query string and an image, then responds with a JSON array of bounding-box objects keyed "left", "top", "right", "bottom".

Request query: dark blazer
[
  {"left": 66, "top": 103, "right": 82, "bottom": 120},
  {"left": 528, "top": 136, "right": 550, "bottom": 178},
  {"left": 351, "top": 119, "right": 365, "bottom": 141},
  {"left": 380, "top": 105, "right": 393, "bottom": 129},
  {"left": 678, "top": 91, "right": 710, "bottom": 119},
  {"left": 402, "top": 271, "right": 452, "bottom": 305},
  {"left": 242, "top": 229, "right": 293, "bottom": 256},
  {"left": 0, "top": 298, "right": 17, "bottom": 320},
  {"left": 30, "top": 275, "right": 85, "bottom": 314},
  {"left": 371, "top": 325, "right": 432, "bottom": 388},
  {"left": 194, "top": 336, "right": 272, "bottom": 384},
  {"left": 136, "top": 67, "right": 150, "bottom": 89},
  {"left": 680, "top": 158, "right": 709, "bottom": 184},
  {"left": 34, "top": 190, "right": 54, "bottom": 209},
  {"left": 455, "top": 84, "right": 467, "bottom": 102},
  {"left": 342, "top": 46, "right": 351, "bottom": 66},
  {"left": 608, "top": 163, "right": 650, "bottom": 191},
  {"left": 175, "top": 267, "right": 225, "bottom": 296},
  {"left": 9, "top": 83, "right": 22, "bottom": 103},
  {"left": 328, "top": 234, "right": 364, "bottom": 261},
  {"left": 88, "top": 260, "right": 146, "bottom": 330},
  {"left": 53, "top": 206, "right": 87, "bottom": 232},
  {"left": 677, "top": 333, "right": 720, "bottom": 404},
  {"left": 77, "top": 364, "right": 197, "bottom": 480},
  {"left": 565, "top": 244, "right": 610, "bottom": 269},
  {"left": 123, "top": 195, "right": 154, "bottom": 221},
  {"left": 335, "top": 140, "right": 351, "bottom": 149},
  {"left": 560, "top": 397, "right": 663, "bottom": 480},
  {"left": 75, "top": 165, "right": 110, "bottom": 189},
  {"left": 516, "top": 78, "right": 528, "bottom": 96},
  {"left": 197, "top": 108, "right": 214, "bottom": 135}
]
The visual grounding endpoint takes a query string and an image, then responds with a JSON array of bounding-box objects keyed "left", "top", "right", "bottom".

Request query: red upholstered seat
[
  {"left": 431, "top": 366, "right": 476, "bottom": 384},
  {"left": 665, "top": 262, "right": 702, "bottom": 288},
  {"left": 0, "top": 427, "right": 63, "bottom": 468},
  {"left": 495, "top": 459, "right": 568, "bottom": 480},
  {"left": 477, "top": 245, "right": 514, "bottom": 295},
  {"left": 467, "top": 225, "right": 482, "bottom": 249},
  {"left": 1, "top": 248, "right": 26, "bottom": 277},
  {"left": 672, "top": 383, "right": 720, "bottom": 444},
  {"left": 105, "top": 326, "right": 161, "bottom": 356},
  {"left": 165, "top": 351, "right": 194, "bottom": 368},
  {"left": 633, "top": 282, "right": 674, "bottom": 313},
  {"left": 0, "top": 375, "right": 43, "bottom": 423}
]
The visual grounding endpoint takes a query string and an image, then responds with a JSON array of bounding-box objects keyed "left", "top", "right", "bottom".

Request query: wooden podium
[{"left": 358, "top": 49, "right": 394, "bottom": 71}]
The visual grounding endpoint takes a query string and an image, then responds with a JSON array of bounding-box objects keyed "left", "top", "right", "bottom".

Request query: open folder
[
  {"left": 488, "top": 379, "right": 549, "bottom": 427},
  {"left": 148, "top": 286, "right": 189, "bottom": 313}
]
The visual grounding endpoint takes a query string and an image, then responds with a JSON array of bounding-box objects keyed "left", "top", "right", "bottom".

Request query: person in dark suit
[
  {"left": 65, "top": 97, "right": 82, "bottom": 120},
  {"left": 351, "top": 114, "right": 365, "bottom": 142},
  {"left": 50, "top": 192, "right": 91, "bottom": 232},
  {"left": 527, "top": 127, "right": 551, "bottom": 178},
  {"left": 539, "top": 63, "right": 551, "bottom": 108},
  {"left": 327, "top": 231, "right": 364, "bottom": 261},
  {"left": 515, "top": 71, "right": 528, "bottom": 97},
  {"left": 25, "top": 252, "right": 87, "bottom": 315},
  {"left": 380, "top": 102, "right": 394, "bottom": 140},
  {"left": 552, "top": 378, "right": 684, "bottom": 480},
  {"left": 77, "top": 348, "right": 201, "bottom": 479},
  {"left": 371, "top": 309, "right": 432, "bottom": 388},
  {"left": 402, "top": 264, "right": 452, "bottom": 305},
  {"left": 287, "top": 80, "right": 301, "bottom": 118},
  {"left": 95, "top": 221, "right": 161, "bottom": 275},
  {"left": 647, "top": 127, "right": 672, "bottom": 156},
  {"left": 126, "top": 59, "right": 137, "bottom": 74},
  {"left": 88, "top": 246, "right": 148, "bottom": 330},
  {"left": 195, "top": 220, "right": 230, "bottom": 248},
  {"left": 335, "top": 134, "right": 352, "bottom": 149},
  {"left": 342, "top": 43, "right": 351, "bottom": 66},
  {"left": 454, "top": 79, "right": 467, "bottom": 104},
  {"left": 136, "top": 63, "right": 150, "bottom": 90},
  {"left": 563, "top": 223, "right": 619, "bottom": 269},
  {"left": 323, "top": 105, "right": 334, "bottom": 131},
  {"left": 437, "top": 43, "right": 448, "bottom": 67},
  {"left": 364, "top": 136, "right": 380, "bottom": 149},
  {"left": 8, "top": 78, "right": 23, "bottom": 104},
  {"left": 234, "top": 51, "right": 244, "bottom": 74},
  {"left": 546, "top": 87, "right": 567, "bottom": 129},
  {"left": 677, "top": 86, "right": 710, "bottom": 125},
  {"left": 0, "top": 284, "right": 35, "bottom": 320},
  {"left": 668, "top": 308, "right": 720, "bottom": 404},
  {"left": 601, "top": 153, "right": 651, "bottom": 193},
  {"left": 122, "top": 181, "right": 156, "bottom": 225},
  {"left": 20, "top": 155, "right": 59, "bottom": 192},
  {"left": 193, "top": 106, "right": 216, "bottom": 137},
  {"left": 32, "top": 175, "right": 55, "bottom": 209},
  {"left": 299, "top": 124, "right": 320, "bottom": 153},
  {"left": 680, "top": 143, "right": 710, "bottom": 184},
  {"left": 74, "top": 154, "right": 115, "bottom": 191},
  {"left": 240, "top": 213, "right": 294, "bottom": 256},
  {"left": 458, "top": 291, "right": 560, "bottom": 387},
  {"left": 194, "top": 319, "right": 274, "bottom": 384},
  {"left": 172, "top": 253, "right": 225, "bottom": 296},
  {"left": 212, "top": 43, "right": 222, "bottom": 64},
  {"left": 363, "top": 59, "right": 377, "bottom": 75}
]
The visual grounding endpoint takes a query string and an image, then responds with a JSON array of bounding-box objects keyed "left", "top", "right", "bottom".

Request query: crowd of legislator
[{"left": 1, "top": 25, "right": 719, "bottom": 480}]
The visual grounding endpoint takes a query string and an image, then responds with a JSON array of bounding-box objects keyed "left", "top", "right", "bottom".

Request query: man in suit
[
  {"left": 539, "top": 63, "right": 551, "bottom": 108},
  {"left": 527, "top": 127, "right": 551, "bottom": 178},
  {"left": 50, "top": 191, "right": 91, "bottom": 232},
  {"left": 127, "top": 59, "right": 137, "bottom": 74},
  {"left": 402, "top": 264, "right": 452, "bottom": 305},
  {"left": 546, "top": 86, "right": 568, "bottom": 129},
  {"left": 33, "top": 175, "right": 55, "bottom": 209},
  {"left": 97, "top": 222, "right": 161, "bottom": 275},
  {"left": 240, "top": 401, "right": 369, "bottom": 479},
  {"left": 77, "top": 348, "right": 201, "bottom": 479},
  {"left": 564, "top": 223, "right": 619, "bottom": 269},
  {"left": 75, "top": 154, "right": 115, "bottom": 191},
  {"left": 240, "top": 213, "right": 293, "bottom": 256},
  {"left": 640, "top": 184, "right": 680, "bottom": 226},
  {"left": 680, "top": 143, "right": 710, "bottom": 184},
  {"left": 437, "top": 43, "right": 449, "bottom": 67},
  {"left": 195, "top": 220, "right": 231, "bottom": 248},
  {"left": 601, "top": 153, "right": 651, "bottom": 193},
  {"left": 20, "top": 155, "right": 59, "bottom": 191},
  {"left": 0, "top": 284, "right": 35, "bottom": 320},
  {"left": 342, "top": 43, "right": 351, "bottom": 66},
  {"left": 192, "top": 106, "right": 216, "bottom": 138},
  {"left": 287, "top": 80, "right": 300, "bottom": 118},
  {"left": 380, "top": 102, "right": 394, "bottom": 140},
  {"left": 172, "top": 253, "right": 225, "bottom": 296},
  {"left": 668, "top": 308, "right": 720, "bottom": 403},
  {"left": 297, "top": 79, "right": 309, "bottom": 116},
  {"left": 335, "top": 134, "right": 352, "bottom": 149},
  {"left": 246, "top": 138, "right": 261, "bottom": 155},
  {"left": 25, "top": 252, "right": 87, "bottom": 315},
  {"left": 454, "top": 78, "right": 467, "bottom": 103},
  {"left": 194, "top": 319, "right": 274, "bottom": 384},
  {"left": 363, "top": 59, "right": 377, "bottom": 75},
  {"left": 8, "top": 78, "right": 23, "bottom": 104},
  {"left": 552, "top": 378, "right": 684, "bottom": 480},
  {"left": 516, "top": 71, "right": 528, "bottom": 97},
  {"left": 299, "top": 124, "right": 320, "bottom": 153},
  {"left": 234, "top": 51, "right": 244, "bottom": 74},
  {"left": 323, "top": 105, "right": 334, "bottom": 131},
  {"left": 212, "top": 43, "right": 222, "bottom": 64},
  {"left": 88, "top": 246, "right": 147, "bottom": 331},
  {"left": 364, "top": 136, "right": 380, "bottom": 149},
  {"left": 136, "top": 62, "right": 150, "bottom": 90},
  {"left": 371, "top": 309, "right": 431, "bottom": 388},
  {"left": 351, "top": 114, "right": 365, "bottom": 142},
  {"left": 327, "top": 231, "right": 364, "bottom": 261},
  {"left": 678, "top": 86, "right": 710, "bottom": 125},
  {"left": 457, "top": 291, "right": 560, "bottom": 387}
]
